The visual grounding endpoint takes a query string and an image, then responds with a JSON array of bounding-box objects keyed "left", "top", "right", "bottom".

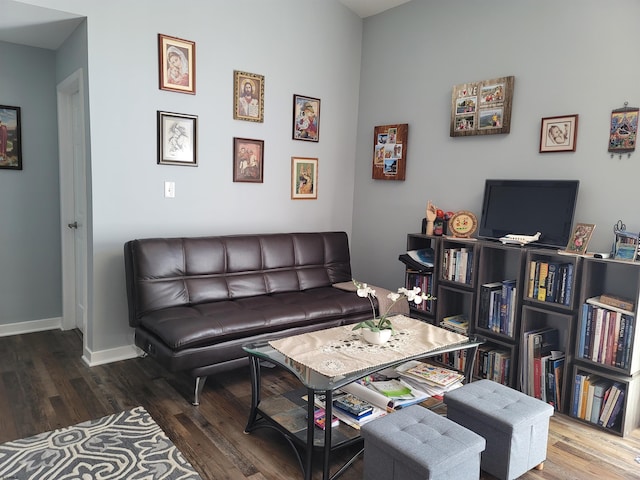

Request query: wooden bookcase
[{"left": 400, "top": 234, "right": 640, "bottom": 435}]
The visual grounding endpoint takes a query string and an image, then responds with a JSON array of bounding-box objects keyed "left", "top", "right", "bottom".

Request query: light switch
[{"left": 164, "top": 181, "right": 175, "bottom": 198}]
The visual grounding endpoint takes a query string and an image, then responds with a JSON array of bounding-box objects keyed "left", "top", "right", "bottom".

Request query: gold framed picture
[
  {"left": 158, "top": 34, "right": 195, "bottom": 94},
  {"left": 291, "top": 157, "right": 317, "bottom": 200},
  {"left": 234, "top": 71, "right": 264, "bottom": 122}
]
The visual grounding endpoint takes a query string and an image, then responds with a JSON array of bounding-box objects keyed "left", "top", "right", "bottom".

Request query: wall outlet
[{"left": 164, "top": 181, "right": 175, "bottom": 198}]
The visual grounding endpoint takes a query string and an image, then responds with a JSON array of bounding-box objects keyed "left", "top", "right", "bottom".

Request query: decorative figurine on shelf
[
  {"left": 444, "top": 211, "right": 455, "bottom": 236},
  {"left": 425, "top": 201, "right": 437, "bottom": 235},
  {"left": 434, "top": 208, "right": 445, "bottom": 236}
]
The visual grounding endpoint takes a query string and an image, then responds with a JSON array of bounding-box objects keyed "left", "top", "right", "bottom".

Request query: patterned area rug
[{"left": 0, "top": 406, "right": 202, "bottom": 480}]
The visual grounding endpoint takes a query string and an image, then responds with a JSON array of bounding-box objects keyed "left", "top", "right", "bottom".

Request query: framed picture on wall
[
  {"left": 539, "top": 114, "right": 578, "bottom": 153},
  {"left": 157, "top": 111, "right": 198, "bottom": 166},
  {"left": 234, "top": 70, "right": 264, "bottom": 122},
  {"left": 291, "top": 156, "right": 318, "bottom": 199},
  {"left": 158, "top": 34, "right": 195, "bottom": 94},
  {"left": 372, "top": 123, "right": 407, "bottom": 180},
  {"left": 0, "top": 105, "right": 22, "bottom": 170},
  {"left": 292, "top": 94, "right": 320, "bottom": 142},
  {"left": 233, "top": 137, "right": 264, "bottom": 183}
]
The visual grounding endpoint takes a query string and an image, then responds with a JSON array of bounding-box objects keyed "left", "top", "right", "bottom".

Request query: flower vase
[{"left": 362, "top": 328, "right": 392, "bottom": 345}]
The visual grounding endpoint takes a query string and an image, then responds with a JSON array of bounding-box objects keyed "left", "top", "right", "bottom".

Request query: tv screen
[{"left": 478, "top": 179, "right": 580, "bottom": 249}]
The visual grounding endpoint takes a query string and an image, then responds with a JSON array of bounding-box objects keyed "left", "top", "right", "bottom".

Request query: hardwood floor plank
[{"left": 1, "top": 329, "right": 640, "bottom": 480}]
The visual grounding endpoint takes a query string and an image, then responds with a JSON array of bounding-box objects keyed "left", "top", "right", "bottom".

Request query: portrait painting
[
  {"left": 0, "top": 105, "right": 22, "bottom": 170},
  {"left": 291, "top": 157, "right": 318, "bottom": 200},
  {"left": 233, "top": 137, "right": 264, "bottom": 183},
  {"left": 292, "top": 95, "right": 320, "bottom": 142},
  {"left": 539, "top": 114, "right": 578, "bottom": 153},
  {"left": 564, "top": 223, "right": 595, "bottom": 255},
  {"left": 158, "top": 34, "right": 195, "bottom": 94},
  {"left": 234, "top": 71, "right": 264, "bottom": 123},
  {"left": 157, "top": 111, "right": 198, "bottom": 166}
]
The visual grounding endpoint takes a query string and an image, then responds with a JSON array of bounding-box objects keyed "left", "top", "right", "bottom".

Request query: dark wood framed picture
[
  {"left": 540, "top": 114, "right": 578, "bottom": 153},
  {"left": 234, "top": 70, "right": 264, "bottom": 122},
  {"left": 291, "top": 156, "right": 317, "bottom": 200},
  {"left": 372, "top": 123, "right": 407, "bottom": 180},
  {"left": 233, "top": 137, "right": 264, "bottom": 183},
  {"left": 157, "top": 111, "right": 198, "bottom": 166},
  {"left": 158, "top": 34, "right": 195, "bottom": 94},
  {"left": 450, "top": 75, "right": 514, "bottom": 137},
  {"left": 292, "top": 94, "right": 320, "bottom": 142},
  {"left": 0, "top": 105, "right": 22, "bottom": 170}
]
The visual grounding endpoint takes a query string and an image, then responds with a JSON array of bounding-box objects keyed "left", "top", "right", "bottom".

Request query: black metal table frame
[{"left": 243, "top": 337, "right": 482, "bottom": 480}]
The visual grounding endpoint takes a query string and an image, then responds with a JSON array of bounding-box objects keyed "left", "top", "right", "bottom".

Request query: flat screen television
[{"left": 478, "top": 179, "right": 580, "bottom": 249}]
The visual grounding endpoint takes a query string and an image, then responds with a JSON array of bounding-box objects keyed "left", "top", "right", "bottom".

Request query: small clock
[{"left": 448, "top": 211, "right": 478, "bottom": 238}]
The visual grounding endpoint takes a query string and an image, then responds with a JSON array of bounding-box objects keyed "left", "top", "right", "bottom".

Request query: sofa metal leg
[{"left": 193, "top": 376, "right": 207, "bottom": 406}]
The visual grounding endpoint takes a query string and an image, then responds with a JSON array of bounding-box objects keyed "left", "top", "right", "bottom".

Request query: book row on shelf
[
  {"left": 572, "top": 372, "right": 625, "bottom": 430},
  {"left": 441, "top": 247, "right": 473, "bottom": 283},
  {"left": 521, "top": 327, "right": 565, "bottom": 411},
  {"left": 406, "top": 271, "right": 435, "bottom": 312},
  {"left": 526, "top": 260, "right": 574, "bottom": 305},
  {"left": 475, "top": 345, "right": 512, "bottom": 386},
  {"left": 579, "top": 298, "right": 635, "bottom": 370},
  {"left": 478, "top": 279, "right": 517, "bottom": 336}
]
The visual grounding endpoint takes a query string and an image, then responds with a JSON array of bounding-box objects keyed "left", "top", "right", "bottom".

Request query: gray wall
[
  {"left": 352, "top": 0, "right": 640, "bottom": 290},
  {"left": 7, "top": 0, "right": 364, "bottom": 360},
  {"left": 0, "top": 42, "right": 61, "bottom": 324}
]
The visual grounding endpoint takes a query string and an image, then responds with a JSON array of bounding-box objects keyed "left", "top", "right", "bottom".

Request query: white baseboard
[
  {"left": 0, "top": 317, "right": 62, "bottom": 336},
  {"left": 82, "top": 343, "right": 143, "bottom": 367}
]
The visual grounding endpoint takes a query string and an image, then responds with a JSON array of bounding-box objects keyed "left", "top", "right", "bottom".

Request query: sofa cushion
[{"left": 139, "top": 287, "right": 369, "bottom": 350}]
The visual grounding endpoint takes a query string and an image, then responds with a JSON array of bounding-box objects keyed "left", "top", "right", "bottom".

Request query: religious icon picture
[
  {"left": 233, "top": 137, "right": 264, "bottom": 183},
  {"left": 292, "top": 95, "right": 320, "bottom": 142},
  {"left": 539, "top": 114, "right": 578, "bottom": 153},
  {"left": 157, "top": 111, "right": 198, "bottom": 166},
  {"left": 158, "top": 34, "right": 195, "bottom": 94},
  {"left": 564, "top": 223, "right": 594, "bottom": 255},
  {"left": 234, "top": 71, "right": 264, "bottom": 123},
  {"left": 291, "top": 157, "right": 318, "bottom": 200},
  {"left": 608, "top": 105, "right": 638, "bottom": 155}
]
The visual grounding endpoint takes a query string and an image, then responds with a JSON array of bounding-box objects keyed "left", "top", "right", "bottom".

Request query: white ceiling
[
  {"left": 0, "top": 0, "right": 85, "bottom": 50},
  {"left": 0, "top": 0, "right": 409, "bottom": 51},
  {"left": 339, "top": 0, "right": 412, "bottom": 18}
]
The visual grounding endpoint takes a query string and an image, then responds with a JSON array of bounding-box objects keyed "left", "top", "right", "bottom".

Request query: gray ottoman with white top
[
  {"left": 444, "top": 379, "right": 554, "bottom": 480},
  {"left": 361, "top": 404, "right": 485, "bottom": 480}
]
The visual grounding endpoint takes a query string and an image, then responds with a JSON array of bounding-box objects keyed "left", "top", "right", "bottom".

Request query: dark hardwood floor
[{"left": 1, "top": 329, "right": 640, "bottom": 479}]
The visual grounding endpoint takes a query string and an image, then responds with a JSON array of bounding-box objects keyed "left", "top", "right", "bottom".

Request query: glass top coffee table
[{"left": 243, "top": 317, "right": 483, "bottom": 480}]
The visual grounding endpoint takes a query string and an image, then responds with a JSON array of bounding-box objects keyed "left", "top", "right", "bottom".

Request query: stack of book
[
  {"left": 521, "top": 327, "right": 564, "bottom": 409},
  {"left": 478, "top": 279, "right": 517, "bottom": 336},
  {"left": 475, "top": 345, "right": 512, "bottom": 386},
  {"left": 441, "top": 314, "right": 469, "bottom": 335},
  {"left": 526, "top": 260, "right": 574, "bottom": 306},
  {"left": 395, "top": 360, "right": 464, "bottom": 397}
]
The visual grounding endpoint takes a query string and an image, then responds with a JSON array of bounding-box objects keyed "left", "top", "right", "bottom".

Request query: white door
[{"left": 58, "top": 69, "right": 88, "bottom": 334}]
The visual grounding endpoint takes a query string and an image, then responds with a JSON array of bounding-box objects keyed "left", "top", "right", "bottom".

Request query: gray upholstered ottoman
[
  {"left": 444, "top": 379, "right": 554, "bottom": 480},
  {"left": 360, "top": 404, "right": 485, "bottom": 480}
]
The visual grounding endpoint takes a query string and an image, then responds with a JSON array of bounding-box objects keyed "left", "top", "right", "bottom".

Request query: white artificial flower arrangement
[{"left": 351, "top": 280, "right": 434, "bottom": 332}]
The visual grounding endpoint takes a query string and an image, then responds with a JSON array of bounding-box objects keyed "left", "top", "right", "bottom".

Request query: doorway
[{"left": 58, "top": 69, "right": 89, "bottom": 336}]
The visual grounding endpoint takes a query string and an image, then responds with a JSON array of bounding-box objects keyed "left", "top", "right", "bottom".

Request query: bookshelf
[
  {"left": 570, "top": 257, "right": 640, "bottom": 436},
  {"left": 400, "top": 234, "right": 640, "bottom": 435},
  {"left": 404, "top": 234, "right": 438, "bottom": 323}
]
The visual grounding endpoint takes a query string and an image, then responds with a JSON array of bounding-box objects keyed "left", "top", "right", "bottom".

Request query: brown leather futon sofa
[{"left": 124, "top": 231, "right": 373, "bottom": 405}]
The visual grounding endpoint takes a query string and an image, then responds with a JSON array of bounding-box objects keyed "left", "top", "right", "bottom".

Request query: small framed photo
[
  {"left": 292, "top": 94, "right": 320, "bottom": 142},
  {"left": 158, "top": 34, "right": 195, "bottom": 94},
  {"left": 0, "top": 105, "right": 22, "bottom": 170},
  {"left": 234, "top": 70, "right": 264, "bottom": 122},
  {"left": 539, "top": 114, "right": 578, "bottom": 153},
  {"left": 564, "top": 223, "right": 595, "bottom": 255},
  {"left": 291, "top": 157, "right": 318, "bottom": 200},
  {"left": 233, "top": 137, "right": 264, "bottom": 183},
  {"left": 157, "top": 111, "right": 197, "bottom": 166}
]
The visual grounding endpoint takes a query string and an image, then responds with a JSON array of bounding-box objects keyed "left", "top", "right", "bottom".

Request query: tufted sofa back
[{"left": 124, "top": 231, "right": 353, "bottom": 326}]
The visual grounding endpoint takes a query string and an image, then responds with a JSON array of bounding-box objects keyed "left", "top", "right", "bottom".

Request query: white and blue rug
[{"left": 0, "top": 406, "right": 202, "bottom": 480}]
